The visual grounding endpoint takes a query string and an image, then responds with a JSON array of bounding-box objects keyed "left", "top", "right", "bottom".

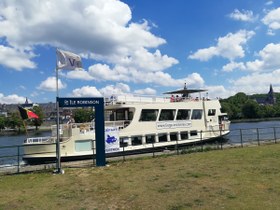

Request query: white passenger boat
[{"left": 23, "top": 87, "right": 230, "bottom": 164}]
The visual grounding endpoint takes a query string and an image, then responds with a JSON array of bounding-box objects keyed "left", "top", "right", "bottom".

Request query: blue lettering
[{"left": 69, "top": 58, "right": 75, "bottom": 66}]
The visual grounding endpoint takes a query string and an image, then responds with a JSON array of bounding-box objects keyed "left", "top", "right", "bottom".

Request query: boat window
[
  {"left": 105, "top": 108, "right": 135, "bottom": 121},
  {"left": 170, "top": 132, "right": 178, "bottom": 141},
  {"left": 128, "top": 111, "right": 134, "bottom": 120},
  {"left": 176, "top": 109, "right": 191, "bottom": 120},
  {"left": 158, "top": 133, "right": 168, "bottom": 142},
  {"left": 190, "top": 130, "right": 198, "bottom": 136},
  {"left": 116, "top": 109, "right": 125, "bottom": 121},
  {"left": 105, "top": 110, "right": 113, "bottom": 121},
  {"left": 191, "top": 109, "right": 203, "bottom": 120},
  {"left": 139, "top": 109, "right": 159, "bottom": 121},
  {"left": 159, "top": 109, "right": 176, "bottom": 121},
  {"left": 132, "top": 136, "right": 142, "bottom": 145},
  {"left": 208, "top": 109, "right": 216, "bottom": 116},
  {"left": 145, "top": 134, "right": 155, "bottom": 144},
  {"left": 75, "top": 140, "right": 92, "bottom": 152},
  {"left": 180, "top": 131, "right": 188, "bottom": 140},
  {"left": 120, "top": 137, "right": 129, "bottom": 147}
]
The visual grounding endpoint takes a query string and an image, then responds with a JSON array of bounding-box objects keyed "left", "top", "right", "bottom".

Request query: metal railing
[{"left": 0, "top": 126, "right": 279, "bottom": 175}]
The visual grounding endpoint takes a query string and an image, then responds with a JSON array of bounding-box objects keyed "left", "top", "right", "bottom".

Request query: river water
[
  {"left": 1, "top": 120, "right": 280, "bottom": 167},
  {"left": 0, "top": 131, "right": 51, "bottom": 167}
]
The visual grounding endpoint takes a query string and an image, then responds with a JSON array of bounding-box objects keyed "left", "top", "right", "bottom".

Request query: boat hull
[{"left": 22, "top": 133, "right": 229, "bottom": 165}]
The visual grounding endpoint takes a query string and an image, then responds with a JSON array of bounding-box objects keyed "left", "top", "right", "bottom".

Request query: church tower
[{"left": 266, "top": 84, "right": 276, "bottom": 105}]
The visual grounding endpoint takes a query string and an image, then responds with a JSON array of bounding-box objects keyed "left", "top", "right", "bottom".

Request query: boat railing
[
  {"left": 105, "top": 120, "right": 130, "bottom": 129},
  {"left": 51, "top": 122, "right": 95, "bottom": 137},
  {"left": 105, "top": 94, "right": 214, "bottom": 105},
  {"left": 25, "top": 136, "right": 54, "bottom": 144},
  {"left": 105, "top": 95, "right": 170, "bottom": 104}
]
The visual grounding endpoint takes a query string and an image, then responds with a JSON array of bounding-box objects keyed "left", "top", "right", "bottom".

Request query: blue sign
[
  {"left": 57, "top": 97, "right": 102, "bottom": 107},
  {"left": 57, "top": 97, "right": 105, "bottom": 167}
]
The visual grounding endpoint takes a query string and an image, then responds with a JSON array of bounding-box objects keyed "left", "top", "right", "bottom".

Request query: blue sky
[{"left": 0, "top": 0, "right": 280, "bottom": 104}]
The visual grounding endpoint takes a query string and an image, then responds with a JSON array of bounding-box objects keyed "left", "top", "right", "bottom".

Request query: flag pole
[
  {"left": 55, "top": 49, "right": 62, "bottom": 174},
  {"left": 22, "top": 119, "right": 29, "bottom": 138}
]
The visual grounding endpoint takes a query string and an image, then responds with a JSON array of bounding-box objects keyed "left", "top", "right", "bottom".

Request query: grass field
[{"left": 0, "top": 144, "right": 280, "bottom": 210}]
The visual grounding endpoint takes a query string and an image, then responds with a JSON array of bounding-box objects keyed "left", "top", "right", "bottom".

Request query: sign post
[{"left": 57, "top": 97, "right": 106, "bottom": 167}]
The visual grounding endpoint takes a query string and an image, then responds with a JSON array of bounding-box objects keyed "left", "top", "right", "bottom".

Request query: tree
[
  {"left": 6, "top": 112, "right": 22, "bottom": 131},
  {"left": 242, "top": 100, "right": 260, "bottom": 119},
  {"left": 31, "top": 106, "right": 44, "bottom": 130},
  {"left": 73, "top": 108, "right": 94, "bottom": 123},
  {"left": 221, "top": 92, "right": 249, "bottom": 119},
  {"left": 0, "top": 116, "right": 5, "bottom": 129}
]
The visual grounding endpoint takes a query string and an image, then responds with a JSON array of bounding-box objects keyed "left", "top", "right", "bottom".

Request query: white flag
[{"left": 56, "top": 49, "right": 83, "bottom": 70}]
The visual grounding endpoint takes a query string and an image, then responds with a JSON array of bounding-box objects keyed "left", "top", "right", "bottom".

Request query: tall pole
[{"left": 56, "top": 64, "right": 62, "bottom": 173}]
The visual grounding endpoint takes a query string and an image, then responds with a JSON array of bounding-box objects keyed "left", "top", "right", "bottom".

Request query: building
[{"left": 256, "top": 84, "right": 276, "bottom": 105}]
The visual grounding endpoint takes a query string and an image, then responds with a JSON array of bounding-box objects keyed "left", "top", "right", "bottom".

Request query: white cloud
[
  {"left": 265, "top": 1, "right": 273, "bottom": 6},
  {"left": 72, "top": 86, "right": 102, "bottom": 97},
  {"left": 115, "top": 83, "right": 130, "bottom": 93},
  {"left": 134, "top": 88, "right": 157, "bottom": 95},
  {"left": 0, "top": 45, "right": 36, "bottom": 70},
  {"left": 0, "top": 93, "right": 27, "bottom": 104},
  {"left": 0, "top": 0, "right": 177, "bottom": 73},
  {"left": 262, "top": 7, "right": 280, "bottom": 32},
  {"left": 71, "top": 83, "right": 157, "bottom": 98},
  {"left": 222, "top": 61, "right": 246, "bottom": 72},
  {"left": 188, "top": 30, "right": 255, "bottom": 61},
  {"left": 205, "top": 85, "right": 235, "bottom": 99},
  {"left": 127, "top": 48, "right": 178, "bottom": 72},
  {"left": 88, "top": 64, "right": 130, "bottom": 82},
  {"left": 229, "top": 69, "right": 280, "bottom": 94},
  {"left": 99, "top": 83, "right": 131, "bottom": 97},
  {"left": 86, "top": 63, "right": 204, "bottom": 88},
  {"left": 65, "top": 69, "right": 94, "bottom": 81},
  {"left": 188, "top": 47, "right": 217, "bottom": 62},
  {"left": 246, "top": 43, "right": 280, "bottom": 71},
  {"left": 229, "top": 9, "right": 256, "bottom": 22},
  {"left": 37, "top": 76, "right": 66, "bottom": 92}
]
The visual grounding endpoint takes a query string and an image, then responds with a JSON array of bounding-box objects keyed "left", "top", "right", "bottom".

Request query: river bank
[
  {"left": 230, "top": 117, "right": 280, "bottom": 123},
  {"left": 0, "top": 125, "right": 51, "bottom": 136}
]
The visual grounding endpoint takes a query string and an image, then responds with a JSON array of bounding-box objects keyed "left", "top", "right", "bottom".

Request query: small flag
[
  {"left": 56, "top": 49, "right": 83, "bottom": 70},
  {"left": 18, "top": 106, "right": 39, "bottom": 120}
]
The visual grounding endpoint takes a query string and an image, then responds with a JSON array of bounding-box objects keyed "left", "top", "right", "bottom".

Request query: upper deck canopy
[
  {"left": 163, "top": 88, "right": 207, "bottom": 95},
  {"left": 163, "top": 83, "right": 207, "bottom": 96}
]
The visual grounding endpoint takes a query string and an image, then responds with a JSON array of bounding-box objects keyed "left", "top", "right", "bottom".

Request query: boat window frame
[
  {"left": 170, "top": 132, "right": 178, "bottom": 141},
  {"left": 158, "top": 133, "right": 168, "bottom": 142},
  {"left": 180, "top": 131, "right": 189, "bottom": 140},
  {"left": 176, "top": 109, "right": 191, "bottom": 120},
  {"left": 131, "top": 135, "right": 142, "bottom": 145},
  {"left": 191, "top": 109, "right": 203, "bottom": 120},
  {"left": 159, "top": 109, "right": 176, "bottom": 121},
  {"left": 139, "top": 109, "right": 159, "bottom": 122},
  {"left": 120, "top": 137, "right": 129, "bottom": 147},
  {"left": 208, "top": 109, "right": 216, "bottom": 116},
  {"left": 190, "top": 130, "right": 198, "bottom": 136},
  {"left": 74, "top": 139, "right": 93, "bottom": 152},
  {"left": 145, "top": 134, "right": 156, "bottom": 144}
]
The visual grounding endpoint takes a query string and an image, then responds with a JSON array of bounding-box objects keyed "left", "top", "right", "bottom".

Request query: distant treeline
[{"left": 220, "top": 92, "right": 280, "bottom": 120}]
